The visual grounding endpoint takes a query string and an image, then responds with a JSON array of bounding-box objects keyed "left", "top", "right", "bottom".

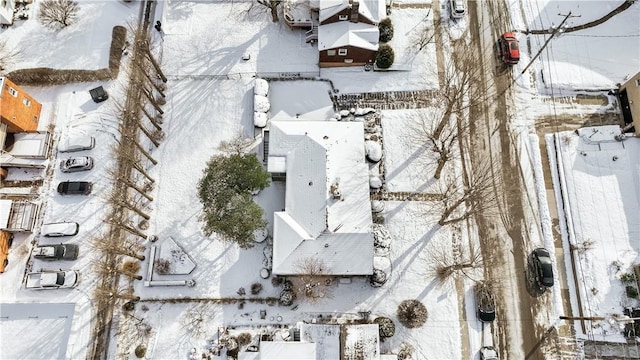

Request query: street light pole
[{"left": 520, "top": 12, "right": 581, "bottom": 75}]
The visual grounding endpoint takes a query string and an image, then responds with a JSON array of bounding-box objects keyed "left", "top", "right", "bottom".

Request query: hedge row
[{"left": 6, "top": 26, "right": 127, "bottom": 86}]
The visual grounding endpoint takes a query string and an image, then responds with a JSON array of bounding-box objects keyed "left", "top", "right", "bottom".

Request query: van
[{"left": 40, "top": 222, "right": 79, "bottom": 237}]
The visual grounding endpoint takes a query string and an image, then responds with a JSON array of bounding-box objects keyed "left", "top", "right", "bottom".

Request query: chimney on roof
[{"left": 350, "top": 0, "right": 360, "bottom": 23}]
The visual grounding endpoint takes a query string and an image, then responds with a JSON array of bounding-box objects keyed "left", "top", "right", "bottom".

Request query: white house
[{"left": 267, "top": 120, "right": 374, "bottom": 276}]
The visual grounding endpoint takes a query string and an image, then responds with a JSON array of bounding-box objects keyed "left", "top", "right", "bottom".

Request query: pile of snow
[
  {"left": 254, "top": 78, "right": 270, "bottom": 128},
  {"left": 365, "top": 140, "right": 382, "bottom": 162}
]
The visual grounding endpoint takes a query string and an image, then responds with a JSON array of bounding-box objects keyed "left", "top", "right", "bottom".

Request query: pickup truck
[
  {"left": 34, "top": 244, "right": 79, "bottom": 261},
  {"left": 25, "top": 270, "right": 79, "bottom": 289}
]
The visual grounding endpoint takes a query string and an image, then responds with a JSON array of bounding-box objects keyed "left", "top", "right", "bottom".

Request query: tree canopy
[{"left": 197, "top": 153, "right": 271, "bottom": 248}]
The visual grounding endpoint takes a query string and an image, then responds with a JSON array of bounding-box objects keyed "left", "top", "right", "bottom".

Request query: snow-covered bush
[
  {"left": 378, "top": 18, "right": 394, "bottom": 42},
  {"left": 373, "top": 316, "right": 395, "bottom": 338},
  {"left": 254, "top": 112, "right": 268, "bottom": 128},
  {"left": 370, "top": 269, "right": 387, "bottom": 287},
  {"left": 376, "top": 44, "right": 395, "bottom": 69},
  {"left": 254, "top": 78, "right": 269, "bottom": 96},
  {"left": 370, "top": 176, "right": 383, "bottom": 189},
  {"left": 254, "top": 95, "right": 270, "bottom": 112},
  {"left": 154, "top": 258, "right": 170, "bottom": 274},
  {"left": 279, "top": 288, "right": 295, "bottom": 306},
  {"left": 251, "top": 282, "right": 263, "bottom": 295},
  {"left": 365, "top": 140, "right": 382, "bottom": 162},
  {"left": 397, "top": 299, "right": 427, "bottom": 328},
  {"left": 371, "top": 200, "right": 385, "bottom": 213}
]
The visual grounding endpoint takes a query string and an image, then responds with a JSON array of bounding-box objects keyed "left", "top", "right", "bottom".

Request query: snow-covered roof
[
  {"left": 319, "top": 0, "right": 385, "bottom": 24},
  {"left": 300, "top": 323, "right": 341, "bottom": 359},
  {"left": 4, "top": 132, "right": 50, "bottom": 158},
  {"left": 343, "top": 324, "right": 380, "bottom": 359},
  {"left": 318, "top": 21, "right": 379, "bottom": 51},
  {"left": 269, "top": 121, "right": 374, "bottom": 275},
  {"left": 258, "top": 341, "right": 317, "bottom": 359}
]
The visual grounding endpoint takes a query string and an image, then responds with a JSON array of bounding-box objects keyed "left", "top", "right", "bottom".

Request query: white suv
[
  {"left": 450, "top": 0, "right": 467, "bottom": 19},
  {"left": 40, "top": 222, "right": 79, "bottom": 237}
]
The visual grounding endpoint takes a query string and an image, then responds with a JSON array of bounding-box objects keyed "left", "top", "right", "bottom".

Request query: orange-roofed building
[{"left": 0, "top": 77, "right": 42, "bottom": 133}]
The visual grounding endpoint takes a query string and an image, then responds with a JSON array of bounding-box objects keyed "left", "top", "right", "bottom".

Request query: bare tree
[
  {"left": 256, "top": 0, "right": 281, "bottom": 22},
  {"left": 292, "top": 257, "right": 334, "bottom": 303},
  {"left": 180, "top": 304, "right": 213, "bottom": 340},
  {"left": 432, "top": 160, "right": 499, "bottom": 226},
  {"left": 93, "top": 233, "right": 146, "bottom": 260},
  {"left": 38, "top": 0, "right": 79, "bottom": 30},
  {"left": 94, "top": 286, "right": 140, "bottom": 302},
  {"left": 407, "top": 107, "right": 468, "bottom": 179},
  {"left": 0, "top": 39, "right": 20, "bottom": 73},
  {"left": 94, "top": 257, "right": 143, "bottom": 281},
  {"left": 219, "top": 132, "right": 255, "bottom": 155},
  {"left": 427, "top": 240, "right": 483, "bottom": 284}
]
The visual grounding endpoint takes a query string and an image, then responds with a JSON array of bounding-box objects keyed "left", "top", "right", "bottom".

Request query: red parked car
[{"left": 499, "top": 32, "right": 520, "bottom": 65}]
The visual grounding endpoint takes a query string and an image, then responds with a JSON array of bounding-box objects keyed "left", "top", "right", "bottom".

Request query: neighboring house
[
  {"left": 0, "top": 77, "right": 48, "bottom": 170},
  {"left": 266, "top": 120, "right": 374, "bottom": 276},
  {"left": 238, "top": 323, "right": 396, "bottom": 360},
  {"left": 0, "top": 0, "right": 15, "bottom": 26},
  {"left": 284, "top": 0, "right": 386, "bottom": 67},
  {"left": 0, "top": 76, "right": 42, "bottom": 133},
  {"left": 618, "top": 71, "right": 640, "bottom": 136}
]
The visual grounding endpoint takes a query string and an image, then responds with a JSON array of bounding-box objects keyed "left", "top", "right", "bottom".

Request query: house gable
[{"left": 0, "top": 77, "right": 43, "bottom": 133}]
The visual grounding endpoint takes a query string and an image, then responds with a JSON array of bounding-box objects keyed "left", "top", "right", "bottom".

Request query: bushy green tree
[
  {"left": 376, "top": 44, "right": 395, "bottom": 69},
  {"left": 379, "top": 18, "right": 394, "bottom": 42},
  {"left": 197, "top": 154, "right": 270, "bottom": 248}
]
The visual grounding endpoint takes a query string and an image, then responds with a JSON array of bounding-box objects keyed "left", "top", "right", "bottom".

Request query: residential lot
[{"left": 0, "top": 0, "right": 639, "bottom": 359}]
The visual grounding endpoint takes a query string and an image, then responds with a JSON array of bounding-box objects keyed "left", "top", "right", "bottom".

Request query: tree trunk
[
  {"left": 117, "top": 199, "right": 151, "bottom": 220},
  {"left": 114, "top": 222, "right": 147, "bottom": 241},
  {"left": 270, "top": 4, "right": 279, "bottom": 22},
  {"left": 132, "top": 139, "right": 158, "bottom": 165},
  {"left": 137, "top": 121, "right": 160, "bottom": 147},
  {"left": 128, "top": 160, "right": 155, "bottom": 184},
  {"left": 117, "top": 268, "right": 143, "bottom": 281},
  {"left": 143, "top": 47, "right": 167, "bottom": 83},
  {"left": 134, "top": 59, "right": 166, "bottom": 96},
  {"left": 438, "top": 197, "right": 466, "bottom": 226},
  {"left": 114, "top": 293, "right": 141, "bottom": 301},
  {"left": 122, "top": 178, "right": 154, "bottom": 201},
  {"left": 138, "top": 104, "right": 163, "bottom": 131},
  {"left": 434, "top": 156, "right": 446, "bottom": 180},
  {"left": 141, "top": 85, "right": 164, "bottom": 114}
]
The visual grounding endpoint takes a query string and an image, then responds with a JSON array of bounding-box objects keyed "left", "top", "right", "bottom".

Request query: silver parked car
[{"left": 60, "top": 156, "right": 93, "bottom": 173}]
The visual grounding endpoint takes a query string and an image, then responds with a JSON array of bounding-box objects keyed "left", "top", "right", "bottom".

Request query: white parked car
[
  {"left": 58, "top": 134, "right": 95, "bottom": 153},
  {"left": 40, "top": 222, "right": 79, "bottom": 237},
  {"left": 450, "top": 0, "right": 466, "bottom": 18},
  {"left": 60, "top": 156, "right": 93, "bottom": 173},
  {"left": 25, "top": 270, "right": 79, "bottom": 289}
]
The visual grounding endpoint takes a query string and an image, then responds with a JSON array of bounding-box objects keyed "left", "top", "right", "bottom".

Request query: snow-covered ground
[
  {"left": 1, "top": 0, "right": 639, "bottom": 359},
  {"left": 547, "top": 126, "right": 640, "bottom": 341}
]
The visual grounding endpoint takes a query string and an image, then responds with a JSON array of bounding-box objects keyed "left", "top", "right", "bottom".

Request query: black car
[
  {"left": 532, "top": 248, "right": 554, "bottom": 288},
  {"left": 34, "top": 244, "right": 79, "bottom": 261},
  {"left": 475, "top": 281, "right": 496, "bottom": 322},
  {"left": 57, "top": 181, "right": 92, "bottom": 195}
]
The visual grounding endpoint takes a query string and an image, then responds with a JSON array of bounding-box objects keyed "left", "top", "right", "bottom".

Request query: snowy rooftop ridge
[
  {"left": 269, "top": 121, "right": 374, "bottom": 275},
  {"left": 318, "top": 21, "right": 379, "bottom": 51},
  {"left": 319, "top": 0, "right": 385, "bottom": 24}
]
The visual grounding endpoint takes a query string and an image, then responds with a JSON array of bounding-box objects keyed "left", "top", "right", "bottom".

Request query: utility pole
[{"left": 520, "top": 12, "right": 581, "bottom": 75}]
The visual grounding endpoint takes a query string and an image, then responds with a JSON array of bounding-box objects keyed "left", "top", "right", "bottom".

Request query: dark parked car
[
  {"left": 475, "top": 281, "right": 496, "bottom": 322},
  {"left": 60, "top": 156, "right": 93, "bottom": 173},
  {"left": 57, "top": 181, "right": 92, "bottom": 195},
  {"left": 532, "top": 248, "right": 554, "bottom": 288},
  {"left": 34, "top": 244, "right": 79, "bottom": 261},
  {"left": 498, "top": 32, "right": 520, "bottom": 65}
]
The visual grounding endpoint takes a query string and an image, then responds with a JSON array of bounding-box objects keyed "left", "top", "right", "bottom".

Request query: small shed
[
  {"left": 89, "top": 86, "right": 109, "bottom": 103},
  {"left": 0, "top": 199, "right": 39, "bottom": 232}
]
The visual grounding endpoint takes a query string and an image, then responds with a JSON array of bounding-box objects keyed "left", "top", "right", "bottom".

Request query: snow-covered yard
[{"left": 1, "top": 0, "right": 639, "bottom": 359}]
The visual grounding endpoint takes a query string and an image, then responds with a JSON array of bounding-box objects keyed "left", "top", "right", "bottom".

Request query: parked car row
[
  {"left": 28, "top": 221, "right": 82, "bottom": 289},
  {"left": 57, "top": 133, "right": 96, "bottom": 196}
]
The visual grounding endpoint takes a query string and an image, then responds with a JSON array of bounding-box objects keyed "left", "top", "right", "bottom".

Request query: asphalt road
[{"left": 464, "top": 0, "right": 557, "bottom": 358}]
